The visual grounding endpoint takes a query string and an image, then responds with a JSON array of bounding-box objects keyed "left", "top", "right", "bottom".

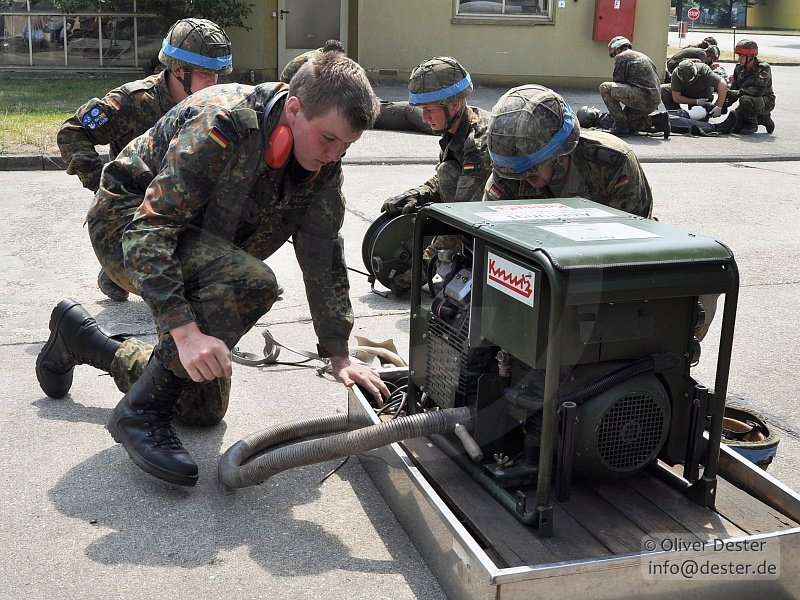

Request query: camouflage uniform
[
  {"left": 86, "top": 82, "right": 353, "bottom": 424},
  {"left": 57, "top": 71, "right": 177, "bottom": 192},
  {"left": 484, "top": 129, "right": 653, "bottom": 219},
  {"left": 599, "top": 49, "right": 660, "bottom": 130},
  {"left": 661, "top": 62, "right": 722, "bottom": 110},
  {"left": 728, "top": 59, "right": 775, "bottom": 129}
]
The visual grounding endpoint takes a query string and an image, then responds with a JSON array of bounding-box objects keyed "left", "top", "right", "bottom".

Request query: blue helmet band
[
  {"left": 161, "top": 40, "right": 232, "bottom": 71},
  {"left": 408, "top": 73, "right": 472, "bottom": 105},
  {"left": 490, "top": 103, "right": 575, "bottom": 173}
]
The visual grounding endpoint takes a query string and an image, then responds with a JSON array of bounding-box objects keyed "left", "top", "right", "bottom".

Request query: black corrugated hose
[{"left": 219, "top": 406, "right": 475, "bottom": 488}]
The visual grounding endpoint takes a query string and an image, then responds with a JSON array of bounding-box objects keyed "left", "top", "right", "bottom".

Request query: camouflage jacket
[
  {"left": 57, "top": 71, "right": 176, "bottom": 192},
  {"left": 400, "top": 106, "right": 493, "bottom": 205},
  {"left": 483, "top": 129, "right": 652, "bottom": 218},
  {"left": 612, "top": 49, "right": 660, "bottom": 102},
  {"left": 731, "top": 60, "right": 775, "bottom": 100},
  {"left": 87, "top": 82, "right": 354, "bottom": 356}
]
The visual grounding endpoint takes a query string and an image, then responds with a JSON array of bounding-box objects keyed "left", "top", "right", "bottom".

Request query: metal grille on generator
[{"left": 596, "top": 393, "right": 667, "bottom": 472}]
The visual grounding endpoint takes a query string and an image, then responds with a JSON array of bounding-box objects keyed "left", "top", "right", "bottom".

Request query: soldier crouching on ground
[
  {"left": 484, "top": 84, "right": 652, "bottom": 219},
  {"left": 57, "top": 18, "right": 234, "bottom": 302},
  {"left": 378, "top": 56, "right": 493, "bottom": 295},
  {"left": 37, "top": 51, "right": 390, "bottom": 487},
  {"left": 599, "top": 36, "right": 666, "bottom": 138},
  {"left": 723, "top": 39, "right": 776, "bottom": 135}
]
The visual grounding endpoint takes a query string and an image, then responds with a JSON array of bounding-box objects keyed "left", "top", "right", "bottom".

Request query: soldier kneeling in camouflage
[
  {"left": 378, "top": 57, "right": 493, "bottom": 295},
  {"left": 58, "top": 18, "right": 234, "bottom": 302},
  {"left": 37, "top": 52, "right": 389, "bottom": 487},
  {"left": 723, "top": 39, "right": 776, "bottom": 135},
  {"left": 484, "top": 84, "right": 652, "bottom": 219}
]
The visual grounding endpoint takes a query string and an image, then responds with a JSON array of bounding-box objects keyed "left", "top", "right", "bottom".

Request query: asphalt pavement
[{"left": 1, "top": 67, "right": 799, "bottom": 599}]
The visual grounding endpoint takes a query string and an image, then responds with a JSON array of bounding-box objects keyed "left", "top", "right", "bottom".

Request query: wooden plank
[
  {"left": 589, "top": 478, "right": 703, "bottom": 548},
  {"left": 402, "top": 437, "right": 613, "bottom": 566},
  {"left": 627, "top": 471, "right": 749, "bottom": 540},
  {"left": 556, "top": 478, "right": 650, "bottom": 555},
  {"left": 714, "top": 475, "right": 800, "bottom": 535}
]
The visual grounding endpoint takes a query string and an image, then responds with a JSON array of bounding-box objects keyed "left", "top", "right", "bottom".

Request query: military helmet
[
  {"left": 159, "top": 18, "right": 233, "bottom": 74},
  {"left": 702, "top": 36, "right": 718, "bottom": 47},
  {"left": 577, "top": 105, "right": 603, "bottom": 129},
  {"left": 705, "top": 45, "right": 720, "bottom": 60},
  {"left": 675, "top": 59, "right": 700, "bottom": 83},
  {"left": 487, "top": 84, "right": 580, "bottom": 180},
  {"left": 608, "top": 35, "right": 632, "bottom": 57},
  {"left": 408, "top": 57, "right": 472, "bottom": 106},
  {"left": 735, "top": 39, "right": 759, "bottom": 56}
]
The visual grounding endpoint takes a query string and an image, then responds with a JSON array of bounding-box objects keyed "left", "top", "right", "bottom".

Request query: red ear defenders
[
  {"left": 262, "top": 89, "right": 293, "bottom": 169},
  {"left": 263, "top": 125, "right": 293, "bottom": 169}
]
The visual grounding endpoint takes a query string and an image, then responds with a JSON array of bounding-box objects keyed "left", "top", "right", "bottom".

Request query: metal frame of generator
[
  {"left": 349, "top": 198, "right": 800, "bottom": 599},
  {"left": 406, "top": 198, "right": 738, "bottom": 535}
]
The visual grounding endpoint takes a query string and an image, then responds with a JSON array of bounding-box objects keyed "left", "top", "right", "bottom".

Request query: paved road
[{"left": 1, "top": 66, "right": 799, "bottom": 599}]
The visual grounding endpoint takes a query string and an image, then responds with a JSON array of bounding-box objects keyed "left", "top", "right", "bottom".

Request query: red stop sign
[{"left": 688, "top": 7, "right": 701, "bottom": 20}]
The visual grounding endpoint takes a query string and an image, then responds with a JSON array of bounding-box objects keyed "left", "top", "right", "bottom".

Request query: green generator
[{"left": 406, "top": 198, "right": 739, "bottom": 535}]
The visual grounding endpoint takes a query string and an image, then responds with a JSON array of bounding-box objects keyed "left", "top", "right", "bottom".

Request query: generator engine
[{"left": 406, "top": 199, "right": 738, "bottom": 535}]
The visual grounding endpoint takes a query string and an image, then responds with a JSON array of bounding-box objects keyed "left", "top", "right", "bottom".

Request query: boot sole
[
  {"left": 35, "top": 298, "right": 80, "bottom": 399},
  {"left": 107, "top": 406, "right": 199, "bottom": 487}
]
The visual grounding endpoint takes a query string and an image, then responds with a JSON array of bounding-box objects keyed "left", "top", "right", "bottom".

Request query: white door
[{"left": 277, "top": 0, "right": 348, "bottom": 73}]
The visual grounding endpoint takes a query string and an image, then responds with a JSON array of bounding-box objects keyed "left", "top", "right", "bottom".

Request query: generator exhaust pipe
[{"left": 219, "top": 406, "right": 476, "bottom": 488}]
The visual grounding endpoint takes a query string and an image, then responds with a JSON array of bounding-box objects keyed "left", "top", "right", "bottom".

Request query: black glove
[{"left": 381, "top": 193, "right": 419, "bottom": 215}]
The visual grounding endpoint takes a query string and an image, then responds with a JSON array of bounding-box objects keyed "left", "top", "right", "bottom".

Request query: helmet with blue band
[
  {"left": 408, "top": 57, "right": 473, "bottom": 106},
  {"left": 158, "top": 18, "right": 233, "bottom": 75},
  {"left": 488, "top": 84, "right": 581, "bottom": 180}
]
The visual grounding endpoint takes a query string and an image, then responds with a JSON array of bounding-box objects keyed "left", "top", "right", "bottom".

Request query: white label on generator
[
  {"left": 537, "top": 222, "right": 661, "bottom": 241},
  {"left": 487, "top": 252, "right": 535, "bottom": 306},
  {"left": 475, "top": 203, "right": 613, "bottom": 221}
]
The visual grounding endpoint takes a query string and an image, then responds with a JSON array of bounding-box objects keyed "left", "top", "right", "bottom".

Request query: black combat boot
[
  {"left": 36, "top": 299, "right": 123, "bottom": 399},
  {"left": 107, "top": 357, "right": 198, "bottom": 486},
  {"left": 713, "top": 111, "right": 739, "bottom": 135},
  {"left": 650, "top": 111, "right": 671, "bottom": 139},
  {"left": 758, "top": 114, "right": 775, "bottom": 134},
  {"left": 738, "top": 121, "right": 758, "bottom": 135},
  {"left": 97, "top": 270, "right": 129, "bottom": 301}
]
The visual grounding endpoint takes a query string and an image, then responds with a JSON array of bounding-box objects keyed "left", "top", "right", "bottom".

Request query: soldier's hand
[
  {"left": 171, "top": 322, "right": 233, "bottom": 382},
  {"left": 381, "top": 193, "right": 418, "bottom": 214},
  {"left": 329, "top": 356, "right": 390, "bottom": 407},
  {"left": 709, "top": 105, "right": 723, "bottom": 118},
  {"left": 66, "top": 156, "right": 103, "bottom": 192}
]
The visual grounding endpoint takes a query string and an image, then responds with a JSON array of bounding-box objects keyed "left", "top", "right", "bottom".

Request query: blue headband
[
  {"left": 489, "top": 103, "right": 575, "bottom": 173},
  {"left": 408, "top": 73, "right": 472, "bottom": 105},
  {"left": 161, "top": 40, "right": 232, "bottom": 71}
]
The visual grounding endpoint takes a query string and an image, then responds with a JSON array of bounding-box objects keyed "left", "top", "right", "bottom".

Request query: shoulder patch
[
  {"left": 488, "top": 182, "right": 504, "bottom": 200},
  {"left": 119, "top": 80, "right": 153, "bottom": 95},
  {"left": 614, "top": 175, "right": 630, "bottom": 188},
  {"left": 209, "top": 127, "right": 230, "bottom": 148},
  {"left": 591, "top": 146, "right": 625, "bottom": 168},
  {"left": 79, "top": 104, "right": 110, "bottom": 130}
]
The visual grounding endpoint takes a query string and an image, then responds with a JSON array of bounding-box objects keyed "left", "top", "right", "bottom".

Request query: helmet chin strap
[
  {"left": 444, "top": 102, "right": 466, "bottom": 132},
  {"left": 173, "top": 68, "right": 194, "bottom": 96}
]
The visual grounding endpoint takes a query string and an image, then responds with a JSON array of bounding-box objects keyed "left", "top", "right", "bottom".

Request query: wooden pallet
[{"left": 402, "top": 437, "right": 798, "bottom": 568}]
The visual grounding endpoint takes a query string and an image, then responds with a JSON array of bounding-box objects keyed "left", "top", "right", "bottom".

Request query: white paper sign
[{"left": 537, "top": 222, "right": 661, "bottom": 241}]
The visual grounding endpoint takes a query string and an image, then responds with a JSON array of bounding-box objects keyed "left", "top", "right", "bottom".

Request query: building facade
[{"left": 2, "top": 0, "right": 672, "bottom": 89}]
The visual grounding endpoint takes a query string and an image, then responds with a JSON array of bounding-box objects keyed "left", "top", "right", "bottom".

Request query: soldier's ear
[{"left": 284, "top": 96, "right": 302, "bottom": 126}]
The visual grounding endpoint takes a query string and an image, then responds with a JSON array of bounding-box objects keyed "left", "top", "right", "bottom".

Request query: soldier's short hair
[{"left": 289, "top": 52, "right": 379, "bottom": 132}]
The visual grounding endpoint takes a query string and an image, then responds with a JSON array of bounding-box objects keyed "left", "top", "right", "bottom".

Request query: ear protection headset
[{"left": 262, "top": 90, "right": 293, "bottom": 169}]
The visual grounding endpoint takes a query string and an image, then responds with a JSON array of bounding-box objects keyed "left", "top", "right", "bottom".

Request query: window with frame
[{"left": 455, "top": 0, "right": 553, "bottom": 20}]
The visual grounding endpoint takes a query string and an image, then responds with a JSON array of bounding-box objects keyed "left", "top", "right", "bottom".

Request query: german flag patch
[
  {"left": 488, "top": 183, "right": 504, "bottom": 200},
  {"left": 107, "top": 97, "right": 122, "bottom": 111},
  {"left": 463, "top": 162, "right": 476, "bottom": 171},
  {"left": 615, "top": 175, "right": 630, "bottom": 188},
  {"left": 209, "top": 127, "right": 230, "bottom": 149}
]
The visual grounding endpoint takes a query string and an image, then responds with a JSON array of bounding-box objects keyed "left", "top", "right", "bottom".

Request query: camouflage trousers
[
  {"left": 659, "top": 83, "right": 714, "bottom": 111},
  {"left": 374, "top": 100, "right": 432, "bottom": 134},
  {"left": 736, "top": 94, "right": 775, "bottom": 126},
  {"left": 599, "top": 82, "right": 660, "bottom": 126},
  {"left": 87, "top": 217, "right": 280, "bottom": 425}
]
